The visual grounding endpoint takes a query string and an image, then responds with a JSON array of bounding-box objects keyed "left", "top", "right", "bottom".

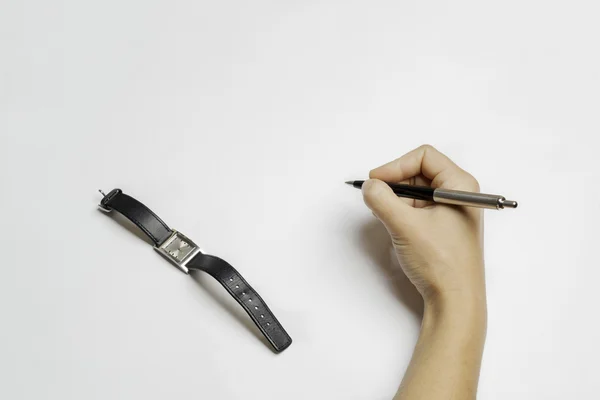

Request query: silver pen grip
[{"left": 433, "top": 188, "right": 518, "bottom": 209}]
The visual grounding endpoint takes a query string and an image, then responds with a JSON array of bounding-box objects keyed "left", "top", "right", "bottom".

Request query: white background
[{"left": 1, "top": 1, "right": 599, "bottom": 399}]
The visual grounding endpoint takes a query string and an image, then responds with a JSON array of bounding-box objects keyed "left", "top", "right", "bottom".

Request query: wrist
[{"left": 423, "top": 289, "right": 487, "bottom": 331}]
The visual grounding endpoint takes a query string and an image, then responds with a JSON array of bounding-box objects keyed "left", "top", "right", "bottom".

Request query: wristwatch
[{"left": 98, "top": 188, "right": 292, "bottom": 353}]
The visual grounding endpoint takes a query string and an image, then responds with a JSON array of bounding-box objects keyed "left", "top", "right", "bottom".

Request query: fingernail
[
  {"left": 361, "top": 179, "right": 374, "bottom": 195},
  {"left": 362, "top": 179, "right": 385, "bottom": 197}
]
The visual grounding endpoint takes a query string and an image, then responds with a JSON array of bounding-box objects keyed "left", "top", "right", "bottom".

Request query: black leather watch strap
[
  {"left": 98, "top": 188, "right": 292, "bottom": 353},
  {"left": 186, "top": 254, "right": 292, "bottom": 352},
  {"left": 100, "top": 189, "right": 172, "bottom": 245}
]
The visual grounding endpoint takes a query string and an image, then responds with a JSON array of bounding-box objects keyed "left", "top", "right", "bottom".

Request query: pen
[{"left": 345, "top": 180, "right": 518, "bottom": 210}]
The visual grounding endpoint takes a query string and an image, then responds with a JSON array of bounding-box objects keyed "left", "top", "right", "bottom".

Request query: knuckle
[
  {"left": 446, "top": 170, "right": 480, "bottom": 191},
  {"left": 465, "top": 174, "right": 480, "bottom": 191}
]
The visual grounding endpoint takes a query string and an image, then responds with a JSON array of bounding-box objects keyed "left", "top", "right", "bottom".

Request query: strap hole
[
  {"left": 248, "top": 298, "right": 252, "bottom": 302},
  {"left": 229, "top": 278, "right": 233, "bottom": 282},
  {"left": 260, "top": 314, "right": 264, "bottom": 318},
  {"left": 266, "top": 322, "right": 270, "bottom": 326},
  {"left": 242, "top": 292, "right": 246, "bottom": 296},
  {"left": 235, "top": 285, "right": 239, "bottom": 289},
  {"left": 254, "top": 306, "right": 258, "bottom": 310}
]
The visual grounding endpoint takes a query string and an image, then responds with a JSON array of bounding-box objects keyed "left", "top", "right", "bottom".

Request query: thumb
[{"left": 361, "top": 179, "right": 416, "bottom": 236}]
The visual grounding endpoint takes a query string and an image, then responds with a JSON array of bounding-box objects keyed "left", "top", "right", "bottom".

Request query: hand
[
  {"left": 364, "top": 145, "right": 488, "bottom": 399},
  {"left": 361, "top": 145, "right": 485, "bottom": 307}
]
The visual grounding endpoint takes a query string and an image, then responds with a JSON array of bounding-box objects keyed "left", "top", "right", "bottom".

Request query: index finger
[{"left": 369, "top": 144, "right": 479, "bottom": 191}]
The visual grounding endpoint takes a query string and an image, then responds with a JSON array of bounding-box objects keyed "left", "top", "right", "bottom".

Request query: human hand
[{"left": 361, "top": 145, "right": 485, "bottom": 308}]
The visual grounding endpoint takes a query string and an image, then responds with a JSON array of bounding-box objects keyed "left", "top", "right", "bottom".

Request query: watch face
[{"left": 163, "top": 234, "right": 195, "bottom": 262}]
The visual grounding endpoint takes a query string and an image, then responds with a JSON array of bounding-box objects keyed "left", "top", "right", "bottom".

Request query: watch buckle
[
  {"left": 98, "top": 190, "right": 112, "bottom": 212},
  {"left": 98, "top": 188, "right": 123, "bottom": 213}
]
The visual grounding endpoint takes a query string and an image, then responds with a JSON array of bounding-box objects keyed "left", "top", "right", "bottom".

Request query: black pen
[{"left": 346, "top": 180, "right": 518, "bottom": 210}]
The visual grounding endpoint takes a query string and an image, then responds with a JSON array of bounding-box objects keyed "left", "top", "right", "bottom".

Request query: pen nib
[{"left": 345, "top": 181, "right": 354, "bottom": 186}]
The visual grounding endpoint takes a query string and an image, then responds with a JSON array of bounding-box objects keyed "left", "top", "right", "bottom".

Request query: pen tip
[{"left": 345, "top": 181, "right": 354, "bottom": 186}]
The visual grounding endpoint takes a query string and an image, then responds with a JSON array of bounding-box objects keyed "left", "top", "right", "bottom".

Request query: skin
[{"left": 361, "top": 145, "right": 487, "bottom": 400}]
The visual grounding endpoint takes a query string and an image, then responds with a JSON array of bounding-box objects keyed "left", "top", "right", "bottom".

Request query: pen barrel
[
  {"left": 390, "top": 185, "right": 435, "bottom": 201},
  {"left": 433, "top": 188, "right": 506, "bottom": 209}
]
